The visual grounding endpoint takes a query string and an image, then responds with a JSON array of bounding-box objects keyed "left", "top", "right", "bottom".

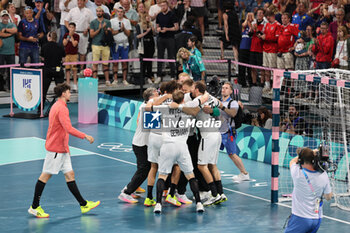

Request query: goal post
[{"left": 272, "top": 68, "right": 350, "bottom": 211}]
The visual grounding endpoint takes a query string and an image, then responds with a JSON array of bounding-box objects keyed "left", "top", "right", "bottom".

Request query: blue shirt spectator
[
  {"left": 292, "top": 13, "right": 314, "bottom": 31},
  {"left": 239, "top": 26, "right": 251, "bottom": 50}
]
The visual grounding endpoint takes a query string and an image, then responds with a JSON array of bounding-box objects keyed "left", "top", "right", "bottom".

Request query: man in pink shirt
[{"left": 28, "top": 83, "right": 100, "bottom": 218}]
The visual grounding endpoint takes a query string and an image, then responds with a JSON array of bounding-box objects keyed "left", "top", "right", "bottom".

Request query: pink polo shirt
[{"left": 45, "top": 98, "right": 86, "bottom": 153}]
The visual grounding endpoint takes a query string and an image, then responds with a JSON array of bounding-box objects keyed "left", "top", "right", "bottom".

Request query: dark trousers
[
  {"left": 157, "top": 37, "right": 176, "bottom": 78},
  {"left": 238, "top": 49, "right": 251, "bottom": 86},
  {"left": 0, "top": 54, "right": 15, "bottom": 90},
  {"left": 125, "top": 145, "right": 151, "bottom": 194},
  {"left": 316, "top": 62, "right": 331, "bottom": 69},
  {"left": 177, "top": 134, "right": 210, "bottom": 194},
  {"left": 143, "top": 40, "right": 155, "bottom": 78},
  {"left": 40, "top": 67, "right": 64, "bottom": 110}
]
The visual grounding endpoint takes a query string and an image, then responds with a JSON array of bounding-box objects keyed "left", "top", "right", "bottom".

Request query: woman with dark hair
[
  {"left": 187, "top": 35, "right": 203, "bottom": 58},
  {"left": 219, "top": 1, "right": 241, "bottom": 73},
  {"left": 252, "top": 106, "right": 272, "bottom": 129}
]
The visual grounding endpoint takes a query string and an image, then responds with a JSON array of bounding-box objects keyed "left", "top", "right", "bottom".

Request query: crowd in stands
[{"left": 1, "top": 0, "right": 350, "bottom": 94}]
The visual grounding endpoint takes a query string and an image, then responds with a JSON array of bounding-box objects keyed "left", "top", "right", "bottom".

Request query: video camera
[{"left": 313, "top": 144, "right": 336, "bottom": 172}]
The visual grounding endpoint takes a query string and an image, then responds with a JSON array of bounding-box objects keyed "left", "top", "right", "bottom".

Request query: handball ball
[{"left": 83, "top": 68, "right": 93, "bottom": 77}]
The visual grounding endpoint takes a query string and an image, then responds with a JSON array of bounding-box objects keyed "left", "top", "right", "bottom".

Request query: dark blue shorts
[
  {"left": 111, "top": 45, "right": 129, "bottom": 60},
  {"left": 220, "top": 132, "right": 237, "bottom": 155},
  {"left": 284, "top": 214, "right": 321, "bottom": 233}
]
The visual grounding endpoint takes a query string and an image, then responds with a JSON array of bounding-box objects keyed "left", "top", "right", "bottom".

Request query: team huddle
[{"left": 118, "top": 72, "right": 249, "bottom": 213}]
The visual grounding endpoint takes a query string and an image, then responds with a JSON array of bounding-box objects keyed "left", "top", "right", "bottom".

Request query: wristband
[{"left": 211, "top": 107, "right": 220, "bottom": 117}]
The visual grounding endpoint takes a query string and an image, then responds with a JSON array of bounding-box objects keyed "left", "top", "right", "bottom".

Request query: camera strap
[
  {"left": 302, "top": 168, "right": 316, "bottom": 196},
  {"left": 302, "top": 168, "right": 323, "bottom": 215}
]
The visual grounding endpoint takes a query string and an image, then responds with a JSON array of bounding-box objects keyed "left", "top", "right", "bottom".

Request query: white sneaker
[
  {"left": 118, "top": 192, "right": 138, "bottom": 204},
  {"left": 147, "top": 78, "right": 153, "bottom": 84},
  {"left": 72, "top": 84, "right": 78, "bottom": 92},
  {"left": 123, "top": 80, "right": 130, "bottom": 86},
  {"left": 105, "top": 80, "right": 111, "bottom": 86},
  {"left": 232, "top": 173, "right": 250, "bottom": 183},
  {"left": 111, "top": 80, "right": 118, "bottom": 86},
  {"left": 196, "top": 202, "right": 205, "bottom": 212},
  {"left": 198, "top": 191, "right": 211, "bottom": 202},
  {"left": 154, "top": 77, "right": 161, "bottom": 84},
  {"left": 220, "top": 193, "right": 228, "bottom": 203},
  {"left": 175, "top": 192, "right": 193, "bottom": 204},
  {"left": 154, "top": 203, "right": 162, "bottom": 213},
  {"left": 203, "top": 194, "right": 221, "bottom": 206}
]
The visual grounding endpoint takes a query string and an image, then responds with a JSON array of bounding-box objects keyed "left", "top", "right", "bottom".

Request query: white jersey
[
  {"left": 59, "top": 0, "right": 77, "bottom": 26},
  {"left": 184, "top": 92, "right": 197, "bottom": 136},
  {"left": 149, "top": 94, "right": 172, "bottom": 136},
  {"left": 194, "top": 94, "right": 220, "bottom": 138},
  {"left": 132, "top": 102, "right": 149, "bottom": 147},
  {"left": 110, "top": 17, "right": 132, "bottom": 45}
]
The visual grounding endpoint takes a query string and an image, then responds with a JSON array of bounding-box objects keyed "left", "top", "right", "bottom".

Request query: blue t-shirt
[
  {"left": 0, "top": 22, "right": 16, "bottom": 55},
  {"left": 239, "top": 26, "right": 252, "bottom": 50},
  {"left": 18, "top": 18, "right": 42, "bottom": 48},
  {"left": 292, "top": 13, "right": 314, "bottom": 31}
]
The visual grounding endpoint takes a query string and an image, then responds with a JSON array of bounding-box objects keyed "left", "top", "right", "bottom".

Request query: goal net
[{"left": 275, "top": 68, "right": 350, "bottom": 211}]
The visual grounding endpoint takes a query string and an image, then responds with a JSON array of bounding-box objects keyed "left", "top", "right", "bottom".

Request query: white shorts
[
  {"left": 277, "top": 52, "right": 294, "bottom": 69},
  {"left": 77, "top": 32, "right": 89, "bottom": 55},
  {"left": 42, "top": 151, "right": 73, "bottom": 175},
  {"left": 198, "top": 132, "right": 222, "bottom": 165},
  {"left": 158, "top": 141, "right": 194, "bottom": 175},
  {"left": 147, "top": 133, "right": 163, "bottom": 163}
]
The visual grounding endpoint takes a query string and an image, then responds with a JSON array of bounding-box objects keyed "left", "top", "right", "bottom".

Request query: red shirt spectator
[
  {"left": 63, "top": 32, "right": 80, "bottom": 55},
  {"left": 278, "top": 23, "right": 299, "bottom": 53},
  {"left": 312, "top": 29, "right": 334, "bottom": 63},
  {"left": 250, "top": 10, "right": 266, "bottom": 53},
  {"left": 263, "top": 20, "right": 280, "bottom": 53}
]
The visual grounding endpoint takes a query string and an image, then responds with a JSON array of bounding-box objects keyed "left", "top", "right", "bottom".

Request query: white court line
[
  {"left": 0, "top": 136, "right": 39, "bottom": 141},
  {"left": 2, "top": 137, "right": 350, "bottom": 225}
]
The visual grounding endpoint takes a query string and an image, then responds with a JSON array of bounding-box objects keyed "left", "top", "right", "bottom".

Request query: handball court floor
[{"left": 0, "top": 104, "right": 350, "bottom": 233}]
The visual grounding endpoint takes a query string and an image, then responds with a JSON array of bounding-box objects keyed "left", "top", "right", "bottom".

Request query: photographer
[{"left": 285, "top": 147, "right": 332, "bottom": 233}]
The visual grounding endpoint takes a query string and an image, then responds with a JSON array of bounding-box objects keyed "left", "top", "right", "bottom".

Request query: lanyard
[{"left": 302, "top": 168, "right": 317, "bottom": 197}]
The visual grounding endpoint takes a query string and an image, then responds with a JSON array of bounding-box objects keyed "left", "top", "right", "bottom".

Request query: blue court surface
[{"left": 0, "top": 104, "right": 349, "bottom": 233}]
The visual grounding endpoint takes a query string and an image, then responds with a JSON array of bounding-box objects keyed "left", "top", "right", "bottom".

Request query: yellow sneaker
[
  {"left": 81, "top": 200, "right": 101, "bottom": 214},
  {"left": 28, "top": 206, "right": 49, "bottom": 218},
  {"left": 135, "top": 187, "right": 146, "bottom": 193},
  {"left": 144, "top": 198, "right": 156, "bottom": 207},
  {"left": 165, "top": 194, "right": 181, "bottom": 207}
]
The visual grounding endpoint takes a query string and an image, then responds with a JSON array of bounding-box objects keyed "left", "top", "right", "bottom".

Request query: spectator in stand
[
  {"left": 149, "top": 0, "right": 162, "bottom": 28},
  {"left": 190, "top": 0, "right": 206, "bottom": 39},
  {"left": 18, "top": 6, "right": 44, "bottom": 65},
  {"left": 334, "top": 26, "right": 348, "bottom": 69},
  {"left": 328, "top": 0, "right": 340, "bottom": 17},
  {"left": 312, "top": 22, "right": 334, "bottom": 69},
  {"left": 33, "top": 0, "right": 54, "bottom": 38},
  {"left": 156, "top": 0, "right": 178, "bottom": 81},
  {"left": 90, "top": 7, "right": 112, "bottom": 82},
  {"left": 137, "top": 0, "right": 154, "bottom": 11},
  {"left": 187, "top": 35, "right": 202, "bottom": 58},
  {"left": 329, "top": 8, "right": 346, "bottom": 41},
  {"left": 136, "top": 2, "right": 155, "bottom": 84},
  {"left": 174, "top": 0, "right": 193, "bottom": 31},
  {"left": 294, "top": 31, "right": 310, "bottom": 71},
  {"left": 174, "top": 17, "right": 202, "bottom": 55},
  {"left": 250, "top": 8, "right": 266, "bottom": 86},
  {"left": 277, "top": 12, "right": 299, "bottom": 70},
  {"left": 238, "top": 12, "right": 254, "bottom": 87},
  {"left": 110, "top": 6, "right": 131, "bottom": 86},
  {"left": 177, "top": 47, "right": 206, "bottom": 81},
  {"left": 121, "top": 0, "right": 139, "bottom": 50},
  {"left": 219, "top": 1, "right": 241, "bottom": 74},
  {"left": 65, "top": 0, "right": 94, "bottom": 73},
  {"left": 279, "top": 0, "right": 297, "bottom": 17},
  {"left": 314, "top": 3, "right": 332, "bottom": 30},
  {"left": 86, "top": 0, "right": 110, "bottom": 19},
  {"left": 59, "top": 0, "right": 77, "bottom": 44},
  {"left": 63, "top": 22, "right": 79, "bottom": 91},
  {"left": 280, "top": 105, "right": 309, "bottom": 136},
  {"left": 251, "top": 106, "right": 272, "bottom": 129},
  {"left": 0, "top": 10, "right": 17, "bottom": 91},
  {"left": 8, "top": 3, "right": 21, "bottom": 26},
  {"left": 260, "top": 10, "right": 280, "bottom": 93},
  {"left": 292, "top": 1, "right": 314, "bottom": 30}
]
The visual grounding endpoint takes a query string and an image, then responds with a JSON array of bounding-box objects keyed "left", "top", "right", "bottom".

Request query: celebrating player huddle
[{"left": 118, "top": 76, "right": 243, "bottom": 214}]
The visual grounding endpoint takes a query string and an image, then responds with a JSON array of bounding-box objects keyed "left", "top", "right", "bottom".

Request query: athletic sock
[
  {"left": 67, "top": 181, "right": 87, "bottom": 206},
  {"left": 169, "top": 183, "right": 177, "bottom": 197},
  {"left": 156, "top": 179, "right": 165, "bottom": 204},
  {"left": 215, "top": 180, "right": 223, "bottom": 195},
  {"left": 208, "top": 182, "right": 218, "bottom": 197},
  {"left": 147, "top": 185, "right": 154, "bottom": 199},
  {"left": 32, "top": 180, "right": 46, "bottom": 209},
  {"left": 189, "top": 178, "right": 201, "bottom": 203}
]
